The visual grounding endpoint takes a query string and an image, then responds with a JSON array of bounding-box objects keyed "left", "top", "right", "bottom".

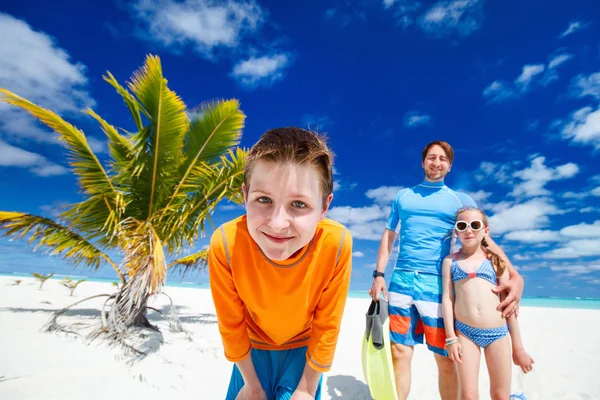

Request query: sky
[{"left": 0, "top": 0, "right": 599, "bottom": 298}]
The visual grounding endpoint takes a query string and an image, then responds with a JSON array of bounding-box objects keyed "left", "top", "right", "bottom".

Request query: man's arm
[
  {"left": 368, "top": 229, "right": 397, "bottom": 300},
  {"left": 484, "top": 235, "right": 524, "bottom": 317}
]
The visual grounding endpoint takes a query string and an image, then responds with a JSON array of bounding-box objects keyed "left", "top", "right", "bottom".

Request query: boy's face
[{"left": 243, "top": 161, "right": 333, "bottom": 261}]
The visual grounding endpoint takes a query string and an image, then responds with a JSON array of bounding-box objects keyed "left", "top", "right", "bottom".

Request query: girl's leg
[
  {"left": 455, "top": 332, "right": 481, "bottom": 400},
  {"left": 484, "top": 335, "right": 512, "bottom": 400}
]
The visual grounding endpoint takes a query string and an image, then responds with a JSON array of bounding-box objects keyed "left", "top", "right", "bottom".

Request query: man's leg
[
  {"left": 434, "top": 352, "right": 458, "bottom": 400},
  {"left": 391, "top": 342, "right": 414, "bottom": 400},
  {"left": 388, "top": 271, "right": 423, "bottom": 400},
  {"left": 414, "top": 271, "right": 458, "bottom": 400}
]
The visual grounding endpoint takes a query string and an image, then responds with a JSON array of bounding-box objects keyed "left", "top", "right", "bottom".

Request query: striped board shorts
[{"left": 388, "top": 270, "right": 447, "bottom": 356}]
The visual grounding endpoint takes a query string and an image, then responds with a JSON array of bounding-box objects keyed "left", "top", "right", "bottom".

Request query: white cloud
[
  {"left": 475, "top": 161, "right": 514, "bottom": 184},
  {"left": 561, "top": 106, "right": 600, "bottom": 149},
  {"left": 352, "top": 251, "right": 365, "bottom": 258},
  {"left": 550, "top": 264, "right": 600, "bottom": 275},
  {"left": 510, "top": 156, "right": 579, "bottom": 198},
  {"left": 560, "top": 220, "right": 600, "bottom": 238},
  {"left": 383, "top": 0, "right": 397, "bottom": 8},
  {"left": 571, "top": 72, "right": 600, "bottom": 100},
  {"left": 482, "top": 81, "right": 515, "bottom": 103},
  {"left": 0, "top": 140, "right": 68, "bottom": 176},
  {"left": 404, "top": 111, "right": 432, "bottom": 128},
  {"left": 559, "top": 20, "right": 590, "bottom": 38},
  {"left": 592, "top": 186, "right": 600, "bottom": 196},
  {"left": 503, "top": 229, "right": 561, "bottom": 243},
  {"left": 130, "top": 0, "right": 264, "bottom": 57},
  {"left": 420, "top": 0, "right": 483, "bottom": 37},
  {"left": 365, "top": 186, "right": 404, "bottom": 205},
  {"left": 488, "top": 198, "right": 562, "bottom": 235},
  {"left": 0, "top": 12, "right": 94, "bottom": 144},
  {"left": 515, "top": 64, "right": 545, "bottom": 90},
  {"left": 231, "top": 54, "right": 290, "bottom": 87},
  {"left": 328, "top": 204, "right": 391, "bottom": 241},
  {"left": 327, "top": 205, "right": 390, "bottom": 225},
  {"left": 548, "top": 53, "right": 573, "bottom": 70},
  {"left": 40, "top": 201, "right": 70, "bottom": 218},
  {"left": 580, "top": 207, "right": 599, "bottom": 213},
  {"left": 543, "top": 240, "right": 600, "bottom": 259},
  {"left": 87, "top": 137, "right": 107, "bottom": 154},
  {"left": 466, "top": 190, "right": 492, "bottom": 204}
]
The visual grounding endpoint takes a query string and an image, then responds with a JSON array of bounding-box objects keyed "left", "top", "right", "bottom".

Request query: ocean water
[{"left": 3, "top": 271, "right": 600, "bottom": 310}]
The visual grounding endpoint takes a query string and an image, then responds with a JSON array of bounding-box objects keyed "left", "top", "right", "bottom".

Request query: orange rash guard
[{"left": 208, "top": 215, "right": 353, "bottom": 373}]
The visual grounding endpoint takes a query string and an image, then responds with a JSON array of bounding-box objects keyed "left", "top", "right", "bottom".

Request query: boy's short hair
[
  {"left": 244, "top": 127, "right": 334, "bottom": 204},
  {"left": 421, "top": 140, "right": 454, "bottom": 165}
]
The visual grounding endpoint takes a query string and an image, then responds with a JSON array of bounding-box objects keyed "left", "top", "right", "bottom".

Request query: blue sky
[{"left": 1, "top": 0, "right": 599, "bottom": 298}]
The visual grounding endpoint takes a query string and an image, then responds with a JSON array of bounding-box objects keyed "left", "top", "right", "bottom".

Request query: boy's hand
[
  {"left": 290, "top": 389, "right": 315, "bottom": 400},
  {"left": 447, "top": 342, "right": 462, "bottom": 364},
  {"left": 369, "top": 277, "right": 387, "bottom": 301},
  {"left": 235, "top": 385, "right": 267, "bottom": 400},
  {"left": 513, "top": 348, "right": 535, "bottom": 374}
]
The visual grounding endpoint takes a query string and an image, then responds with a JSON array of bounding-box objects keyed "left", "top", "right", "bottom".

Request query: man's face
[
  {"left": 422, "top": 145, "right": 451, "bottom": 182},
  {"left": 243, "top": 161, "right": 333, "bottom": 261}
]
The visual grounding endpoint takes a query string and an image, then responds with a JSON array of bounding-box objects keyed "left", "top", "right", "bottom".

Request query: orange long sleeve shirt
[{"left": 208, "top": 215, "right": 353, "bottom": 373}]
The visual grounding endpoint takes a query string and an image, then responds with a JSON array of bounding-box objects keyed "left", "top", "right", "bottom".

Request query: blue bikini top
[{"left": 451, "top": 253, "right": 498, "bottom": 286}]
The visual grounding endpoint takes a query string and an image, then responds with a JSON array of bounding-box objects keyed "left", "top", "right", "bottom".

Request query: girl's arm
[
  {"left": 441, "top": 257, "right": 461, "bottom": 363},
  {"left": 497, "top": 268, "right": 535, "bottom": 373}
]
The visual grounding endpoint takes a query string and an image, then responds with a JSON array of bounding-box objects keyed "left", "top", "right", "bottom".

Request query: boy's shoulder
[
  {"left": 317, "top": 218, "right": 352, "bottom": 247},
  {"left": 210, "top": 215, "right": 248, "bottom": 245}
]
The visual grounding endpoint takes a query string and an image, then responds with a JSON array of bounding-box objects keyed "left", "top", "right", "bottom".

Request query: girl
[{"left": 442, "top": 207, "right": 534, "bottom": 400}]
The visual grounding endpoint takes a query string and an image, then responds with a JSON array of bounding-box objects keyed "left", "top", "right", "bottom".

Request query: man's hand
[
  {"left": 492, "top": 273, "right": 524, "bottom": 318},
  {"left": 235, "top": 385, "right": 267, "bottom": 400},
  {"left": 368, "top": 276, "right": 387, "bottom": 301},
  {"left": 290, "top": 389, "right": 315, "bottom": 400}
]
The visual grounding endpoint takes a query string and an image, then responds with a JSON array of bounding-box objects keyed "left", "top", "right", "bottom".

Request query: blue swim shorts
[{"left": 226, "top": 346, "right": 323, "bottom": 400}]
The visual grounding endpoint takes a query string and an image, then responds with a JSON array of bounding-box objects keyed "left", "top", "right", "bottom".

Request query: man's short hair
[
  {"left": 244, "top": 127, "right": 334, "bottom": 204},
  {"left": 421, "top": 140, "right": 454, "bottom": 164}
]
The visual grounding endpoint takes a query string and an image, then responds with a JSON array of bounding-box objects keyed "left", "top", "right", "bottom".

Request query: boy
[{"left": 208, "top": 127, "right": 353, "bottom": 400}]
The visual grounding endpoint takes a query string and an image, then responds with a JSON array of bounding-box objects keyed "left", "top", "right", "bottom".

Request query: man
[{"left": 369, "top": 140, "right": 524, "bottom": 400}]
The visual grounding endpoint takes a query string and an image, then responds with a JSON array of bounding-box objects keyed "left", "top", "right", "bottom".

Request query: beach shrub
[
  {"left": 60, "top": 277, "right": 87, "bottom": 296},
  {"left": 32, "top": 272, "right": 55, "bottom": 290}
]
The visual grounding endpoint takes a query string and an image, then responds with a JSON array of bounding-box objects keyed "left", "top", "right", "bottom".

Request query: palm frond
[
  {"left": 84, "top": 109, "right": 134, "bottom": 166},
  {"left": 103, "top": 71, "right": 149, "bottom": 131},
  {"left": 0, "top": 212, "right": 125, "bottom": 284},
  {"left": 0, "top": 89, "right": 125, "bottom": 233},
  {"left": 167, "top": 249, "right": 209, "bottom": 277},
  {"left": 126, "top": 55, "right": 189, "bottom": 219},
  {"left": 161, "top": 147, "right": 247, "bottom": 252},
  {"left": 159, "top": 99, "right": 245, "bottom": 219}
]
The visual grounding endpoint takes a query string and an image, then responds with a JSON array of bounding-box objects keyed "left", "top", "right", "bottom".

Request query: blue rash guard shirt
[{"left": 386, "top": 180, "right": 477, "bottom": 276}]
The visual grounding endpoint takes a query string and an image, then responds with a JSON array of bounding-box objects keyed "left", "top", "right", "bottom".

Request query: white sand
[{"left": 0, "top": 276, "right": 598, "bottom": 400}]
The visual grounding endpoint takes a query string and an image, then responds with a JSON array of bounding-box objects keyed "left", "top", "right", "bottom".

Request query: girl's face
[
  {"left": 455, "top": 210, "right": 489, "bottom": 248},
  {"left": 243, "top": 161, "right": 333, "bottom": 261}
]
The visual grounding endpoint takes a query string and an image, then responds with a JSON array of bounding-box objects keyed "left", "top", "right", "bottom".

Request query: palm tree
[{"left": 0, "top": 54, "right": 247, "bottom": 349}]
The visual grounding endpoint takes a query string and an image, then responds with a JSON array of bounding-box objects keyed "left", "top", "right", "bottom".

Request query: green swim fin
[{"left": 362, "top": 298, "right": 397, "bottom": 400}]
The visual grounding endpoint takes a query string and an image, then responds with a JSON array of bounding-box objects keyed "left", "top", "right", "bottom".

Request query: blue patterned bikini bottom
[{"left": 455, "top": 320, "right": 508, "bottom": 348}]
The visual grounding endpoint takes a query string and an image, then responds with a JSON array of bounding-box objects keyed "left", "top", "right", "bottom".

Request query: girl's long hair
[{"left": 451, "top": 207, "right": 506, "bottom": 277}]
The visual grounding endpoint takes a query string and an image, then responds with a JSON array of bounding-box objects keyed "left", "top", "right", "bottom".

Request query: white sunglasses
[{"left": 454, "top": 219, "right": 485, "bottom": 232}]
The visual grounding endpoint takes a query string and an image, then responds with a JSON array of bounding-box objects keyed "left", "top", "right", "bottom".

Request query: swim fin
[{"left": 362, "top": 298, "right": 397, "bottom": 400}]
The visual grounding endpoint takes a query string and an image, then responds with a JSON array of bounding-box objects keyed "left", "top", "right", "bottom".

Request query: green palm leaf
[
  {"left": 103, "top": 71, "right": 149, "bottom": 132},
  {"left": 0, "top": 212, "right": 125, "bottom": 284},
  {"left": 159, "top": 99, "right": 245, "bottom": 218},
  {"left": 162, "top": 147, "right": 247, "bottom": 252},
  {"left": 167, "top": 249, "right": 209, "bottom": 276},
  {"left": 85, "top": 109, "right": 134, "bottom": 166},
  {"left": 0, "top": 89, "right": 125, "bottom": 236},
  {"left": 126, "top": 55, "right": 189, "bottom": 219}
]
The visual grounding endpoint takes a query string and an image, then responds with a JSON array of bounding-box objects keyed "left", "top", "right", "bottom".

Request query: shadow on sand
[{"left": 326, "top": 375, "right": 373, "bottom": 400}]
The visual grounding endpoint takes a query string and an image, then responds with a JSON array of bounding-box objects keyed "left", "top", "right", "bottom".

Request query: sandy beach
[{"left": 0, "top": 276, "right": 598, "bottom": 399}]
